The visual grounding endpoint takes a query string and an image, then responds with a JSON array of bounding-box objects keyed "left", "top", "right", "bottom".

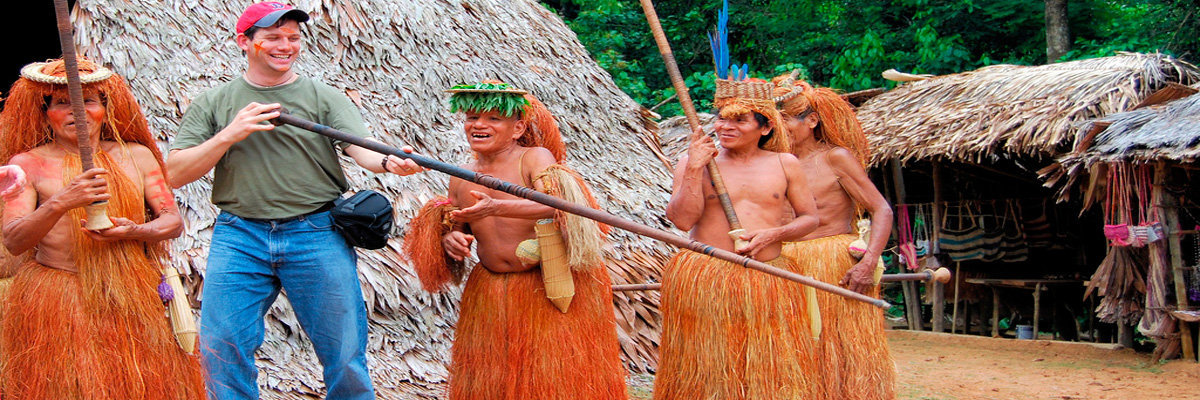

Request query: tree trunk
[{"left": 1045, "top": 0, "right": 1070, "bottom": 62}]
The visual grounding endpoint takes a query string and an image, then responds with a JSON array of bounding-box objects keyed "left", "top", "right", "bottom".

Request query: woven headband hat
[
  {"left": 0, "top": 58, "right": 160, "bottom": 166},
  {"left": 446, "top": 80, "right": 566, "bottom": 162},
  {"left": 770, "top": 72, "right": 871, "bottom": 165},
  {"left": 708, "top": 0, "right": 789, "bottom": 154},
  {"left": 20, "top": 60, "right": 114, "bottom": 85}
]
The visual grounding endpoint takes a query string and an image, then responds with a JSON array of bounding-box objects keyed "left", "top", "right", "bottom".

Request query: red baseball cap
[{"left": 236, "top": 2, "right": 310, "bottom": 34}]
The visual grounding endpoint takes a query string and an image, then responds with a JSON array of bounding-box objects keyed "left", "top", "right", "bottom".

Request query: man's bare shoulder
[
  {"left": 109, "top": 141, "right": 157, "bottom": 162},
  {"left": 776, "top": 151, "right": 803, "bottom": 169},
  {"left": 824, "top": 146, "right": 857, "bottom": 163},
  {"left": 10, "top": 147, "right": 53, "bottom": 170},
  {"left": 522, "top": 146, "right": 556, "bottom": 165},
  {"left": 823, "top": 146, "right": 866, "bottom": 173}
]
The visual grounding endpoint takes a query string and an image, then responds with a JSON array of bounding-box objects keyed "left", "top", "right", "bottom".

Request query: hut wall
[{"left": 73, "top": 0, "right": 673, "bottom": 396}]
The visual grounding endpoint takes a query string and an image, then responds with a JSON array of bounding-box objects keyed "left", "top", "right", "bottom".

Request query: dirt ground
[{"left": 628, "top": 330, "right": 1200, "bottom": 399}]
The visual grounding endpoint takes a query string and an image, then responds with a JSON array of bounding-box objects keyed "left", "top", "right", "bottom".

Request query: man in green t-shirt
[{"left": 166, "top": 3, "right": 420, "bottom": 399}]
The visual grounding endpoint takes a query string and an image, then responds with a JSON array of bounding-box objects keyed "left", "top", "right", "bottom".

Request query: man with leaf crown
[
  {"left": 404, "top": 80, "right": 627, "bottom": 400},
  {"left": 654, "top": 2, "right": 824, "bottom": 397},
  {"left": 0, "top": 58, "right": 204, "bottom": 399}
]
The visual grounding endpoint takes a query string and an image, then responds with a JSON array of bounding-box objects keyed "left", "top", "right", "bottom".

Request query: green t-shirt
[{"left": 172, "top": 77, "right": 369, "bottom": 219}]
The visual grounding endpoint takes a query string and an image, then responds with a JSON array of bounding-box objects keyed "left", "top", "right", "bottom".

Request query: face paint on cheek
[{"left": 253, "top": 40, "right": 265, "bottom": 55}]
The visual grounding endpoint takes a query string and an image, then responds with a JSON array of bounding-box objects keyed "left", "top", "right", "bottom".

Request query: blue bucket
[{"left": 1016, "top": 324, "right": 1034, "bottom": 340}]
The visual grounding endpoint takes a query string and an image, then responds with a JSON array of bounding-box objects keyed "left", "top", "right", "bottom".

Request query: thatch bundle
[
  {"left": 71, "top": 0, "right": 672, "bottom": 397},
  {"left": 859, "top": 53, "right": 1199, "bottom": 166},
  {"left": 1061, "top": 83, "right": 1200, "bottom": 167}
]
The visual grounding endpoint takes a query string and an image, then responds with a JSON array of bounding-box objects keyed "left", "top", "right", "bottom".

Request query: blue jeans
[{"left": 200, "top": 211, "right": 374, "bottom": 400}]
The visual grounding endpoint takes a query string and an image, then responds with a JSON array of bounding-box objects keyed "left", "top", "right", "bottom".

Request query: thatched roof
[
  {"left": 1042, "top": 83, "right": 1200, "bottom": 202},
  {"left": 73, "top": 0, "right": 671, "bottom": 397},
  {"left": 858, "top": 53, "right": 1200, "bottom": 166},
  {"left": 1064, "top": 83, "right": 1200, "bottom": 166}
]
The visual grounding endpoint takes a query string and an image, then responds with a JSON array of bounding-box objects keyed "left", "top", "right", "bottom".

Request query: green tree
[{"left": 543, "top": 0, "right": 1200, "bottom": 117}]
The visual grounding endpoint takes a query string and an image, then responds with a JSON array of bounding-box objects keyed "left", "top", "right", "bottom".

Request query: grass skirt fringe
[
  {"left": 448, "top": 265, "right": 626, "bottom": 400},
  {"left": 1, "top": 261, "right": 205, "bottom": 399},
  {"left": 0, "top": 152, "right": 203, "bottom": 399},
  {"left": 783, "top": 234, "right": 897, "bottom": 400},
  {"left": 653, "top": 251, "right": 819, "bottom": 400},
  {"left": 404, "top": 197, "right": 464, "bottom": 293}
]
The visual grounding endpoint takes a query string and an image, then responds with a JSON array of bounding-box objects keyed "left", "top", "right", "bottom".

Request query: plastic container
[{"left": 1016, "top": 324, "right": 1034, "bottom": 340}]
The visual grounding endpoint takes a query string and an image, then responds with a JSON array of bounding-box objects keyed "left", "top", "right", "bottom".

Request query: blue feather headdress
[
  {"left": 707, "top": 0, "right": 790, "bottom": 153},
  {"left": 708, "top": 0, "right": 749, "bottom": 81}
]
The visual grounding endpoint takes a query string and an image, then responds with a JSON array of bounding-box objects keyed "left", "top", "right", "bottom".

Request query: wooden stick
[
  {"left": 637, "top": 0, "right": 748, "bottom": 249},
  {"left": 615, "top": 267, "right": 949, "bottom": 292},
  {"left": 612, "top": 283, "right": 662, "bottom": 292},
  {"left": 270, "top": 112, "right": 890, "bottom": 309},
  {"left": 52, "top": 0, "right": 112, "bottom": 230},
  {"left": 880, "top": 267, "right": 952, "bottom": 283}
]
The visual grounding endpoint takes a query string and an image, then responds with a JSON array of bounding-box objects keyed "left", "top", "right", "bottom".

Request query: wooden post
[
  {"left": 1032, "top": 283, "right": 1043, "bottom": 340},
  {"left": 931, "top": 162, "right": 945, "bottom": 333},
  {"left": 932, "top": 281, "right": 946, "bottom": 332},
  {"left": 1119, "top": 324, "right": 1135, "bottom": 348},
  {"left": 1158, "top": 162, "right": 1195, "bottom": 361},
  {"left": 931, "top": 161, "right": 943, "bottom": 253},
  {"left": 991, "top": 287, "right": 1001, "bottom": 337},
  {"left": 891, "top": 160, "right": 923, "bottom": 331},
  {"left": 952, "top": 262, "right": 962, "bottom": 333},
  {"left": 1088, "top": 296, "right": 1097, "bottom": 342}
]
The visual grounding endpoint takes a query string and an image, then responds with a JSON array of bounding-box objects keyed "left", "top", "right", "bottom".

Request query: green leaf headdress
[
  {"left": 446, "top": 81, "right": 531, "bottom": 118},
  {"left": 446, "top": 80, "right": 567, "bottom": 162}
]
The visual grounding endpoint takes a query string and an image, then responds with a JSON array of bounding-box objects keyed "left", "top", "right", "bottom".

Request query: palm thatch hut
[
  {"left": 66, "top": 0, "right": 672, "bottom": 397},
  {"left": 848, "top": 53, "right": 1200, "bottom": 339},
  {"left": 1056, "top": 83, "right": 1200, "bottom": 171},
  {"left": 1045, "top": 83, "right": 1200, "bottom": 362},
  {"left": 860, "top": 53, "right": 1199, "bottom": 166}
]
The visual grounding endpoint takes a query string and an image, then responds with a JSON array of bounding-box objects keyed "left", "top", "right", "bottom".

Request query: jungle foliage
[{"left": 540, "top": 0, "right": 1200, "bottom": 116}]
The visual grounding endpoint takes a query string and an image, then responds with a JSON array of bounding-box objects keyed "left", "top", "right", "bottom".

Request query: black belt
[{"left": 244, "top": 201, "right": 335, "bottom": 224}]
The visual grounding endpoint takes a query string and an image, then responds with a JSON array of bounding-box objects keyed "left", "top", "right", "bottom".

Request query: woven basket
[
  {"left": 715, "top": 79, "right": 774, "bottom": 101},
  {"left": 536, "top": 219, "right": 574, "bottom": 313}
]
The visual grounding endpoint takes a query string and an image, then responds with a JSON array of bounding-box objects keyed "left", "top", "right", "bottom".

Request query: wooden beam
[{"left": 1158, "top": 162, "right": 1195, "bottom": 361}]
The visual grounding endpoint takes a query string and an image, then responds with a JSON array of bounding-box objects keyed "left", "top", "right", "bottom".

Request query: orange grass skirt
[
  {"left": 448, "top": 265, "right": 627, "bottom": 400},
  {"left": 0, "top": 261, "right": 204, "bottom": 399},
  {"left": 783, "top": 235, "right": 897, "bottom": 400},
  {"left": 654, "top": 251, "right": 819, "bottom": 400}
]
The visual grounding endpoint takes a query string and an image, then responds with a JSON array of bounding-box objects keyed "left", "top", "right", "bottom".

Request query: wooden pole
[
  {"left": 637, "top": 0, "right": 749, "bottom": 249},
  {"left": 931, "top": 161, "right": 945, "bottom": 333},
  {"left": 1158, "top": 161, "right": 1195, "bottom": 361},
  {"left": 613, "top": 283, "right": 662, "bottom": 292},
  {"left": 891, "top": 160, "right": 923, "bottom": 330},
  {"left": 932, "top": 280, "right": 946, "bottom": 332},
  {"left": 991, "top": 287, "right": 1000, "bottom": 337},
  {"left": 1032, "top": 283, "right": 1043, "bottom": 340},
  {"left": 272, "top": 112, "right": 890, "bottom": 309},
  {"left": 52, "top": 0, "right": 112, "bottom": 230},
  {"left": 952, "top": 262, "right": 961, "bottom": 333},
  {"left": 931, "top": 161, "right": 943, "bottom": 253},
  {"left": 616, "top": 268, "right": 948, "bottom": 292},
  {"left": 879, "top": 267, "right": 951, "bottom": 283}
]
